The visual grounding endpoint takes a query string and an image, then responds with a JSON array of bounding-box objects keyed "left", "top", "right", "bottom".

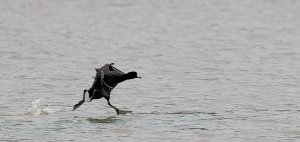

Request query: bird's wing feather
[
  {"left": 101, "top": 85, "right": 111, "bottom": 99},
  {"left": 110, "top": 65, "right": 125, "bottom": 75}
]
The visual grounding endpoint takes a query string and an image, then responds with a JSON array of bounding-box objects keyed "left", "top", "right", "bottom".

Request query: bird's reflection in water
[{"left": 87, "top": 116, "right": 120, "bottom": 124}]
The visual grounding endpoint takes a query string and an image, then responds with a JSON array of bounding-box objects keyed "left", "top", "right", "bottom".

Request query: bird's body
[{"left": 73, "top": 63, "right": 141, "bottom": 114}]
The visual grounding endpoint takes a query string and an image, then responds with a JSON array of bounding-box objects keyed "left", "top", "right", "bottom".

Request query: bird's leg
[
  {"left": 82, "top": 90, "right": 87, "bottom": 100},
  {"left": 107, "top": 101, "right": 120, "bottom": 115},
  {"left": 107, "top": 100, "right": 132, "bottom": 115},
  {"left": 73, "top": 89, "right": 88, "bottom": 111}
]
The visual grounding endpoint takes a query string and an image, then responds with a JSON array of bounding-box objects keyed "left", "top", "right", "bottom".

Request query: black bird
[{"left": 73, "top": 63, "right": 141, "bottom": 115}]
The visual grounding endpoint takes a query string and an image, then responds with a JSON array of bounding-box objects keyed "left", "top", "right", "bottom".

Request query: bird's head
[{"left": 125, "top": 71, "right": 141, "bottom": 79}]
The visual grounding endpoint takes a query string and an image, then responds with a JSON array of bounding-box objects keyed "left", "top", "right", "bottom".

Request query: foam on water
[{"left": 27, "top": 98, "right": 60, "bottom": 115}]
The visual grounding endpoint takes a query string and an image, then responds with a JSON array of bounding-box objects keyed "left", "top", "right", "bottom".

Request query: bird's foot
[
  {"left": 73, "top": 100, "right": 85, "bottom": 111},
  {"left": 116, "top": 109, "right": 132, "bottom": 115}
]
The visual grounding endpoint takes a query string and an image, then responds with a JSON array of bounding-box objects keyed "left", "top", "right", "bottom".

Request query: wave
[{"left": 26, "top": 98, "right": 60, "bottom": 115}]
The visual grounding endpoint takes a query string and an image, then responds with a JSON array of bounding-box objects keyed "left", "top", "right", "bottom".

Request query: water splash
[{"left": 27, "top": 98, "right": 60, "bottom": 115}]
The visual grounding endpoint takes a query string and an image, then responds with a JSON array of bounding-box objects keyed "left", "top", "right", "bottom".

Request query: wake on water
[
  {"left": 27, "top": 98, "right": 61, "bottom": 115},
  {"left": 26, "top": 99, "right": 212, "bottom": 116}
]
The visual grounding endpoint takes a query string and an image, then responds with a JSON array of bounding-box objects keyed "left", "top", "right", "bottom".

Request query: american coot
[{"left": 73, "top": 63, "right": 141, "bottom": 115}]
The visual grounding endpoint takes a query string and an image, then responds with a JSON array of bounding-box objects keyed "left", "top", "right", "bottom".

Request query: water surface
[{"left": 1, "top": 0, "right": 300, "bottom": 141}]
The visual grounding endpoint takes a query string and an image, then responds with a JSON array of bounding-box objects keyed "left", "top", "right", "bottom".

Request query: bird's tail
[{"left": 73, "top": 89, "right": 88, "bottom": 111}]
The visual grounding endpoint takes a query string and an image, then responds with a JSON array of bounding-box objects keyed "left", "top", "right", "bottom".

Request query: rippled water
[{"left": 1, "top": 0, "right": 300, "bottom": 141}]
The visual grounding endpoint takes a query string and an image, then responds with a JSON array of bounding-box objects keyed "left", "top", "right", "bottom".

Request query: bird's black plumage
[{"left": 73, "top": 63, "right": 141, "bottom": 115}]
